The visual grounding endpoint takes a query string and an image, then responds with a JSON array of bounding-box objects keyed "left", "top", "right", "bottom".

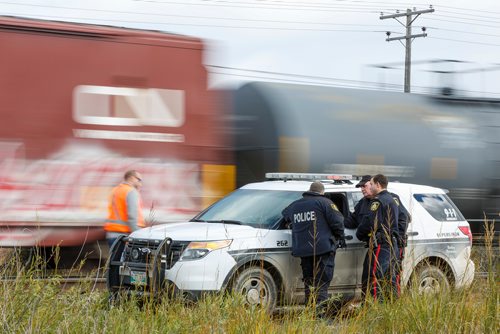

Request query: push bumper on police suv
[
  {"left": 107, "top": 235, "right": 173, "bottom": 297},
  {"left": 106, "top": 234, "right": 237, "bottom": 299}
]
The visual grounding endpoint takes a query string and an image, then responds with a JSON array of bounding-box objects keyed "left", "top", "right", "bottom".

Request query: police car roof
[
  {"left": 241, "top": 180, "right": 356, "bottom": 191},
  {"left": 388, "top": 182, "right": 447, "bottom": 195},
  {"left": 241, "top": 180, "right": 447, "bottom": 195}
]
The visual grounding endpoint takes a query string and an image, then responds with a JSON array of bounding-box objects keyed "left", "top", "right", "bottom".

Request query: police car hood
[{"left": 129, "top": 221, "right": 260, "bottom": 241}]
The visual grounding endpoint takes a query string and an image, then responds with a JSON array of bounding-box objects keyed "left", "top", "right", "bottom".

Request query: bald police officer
[{"left": 282, "top": 181, "right": 345, "bottom": 316}]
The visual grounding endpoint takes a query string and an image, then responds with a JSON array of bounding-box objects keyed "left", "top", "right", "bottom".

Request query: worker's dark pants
[
  {"left": 300, "top": 252, "right": 335, "bottom": 307},
  {"left": 361, "top": 243, "right": 399, "bottom": 302},
  {"left": 107, "top": 238, "right": 116, "bottom": 249}
]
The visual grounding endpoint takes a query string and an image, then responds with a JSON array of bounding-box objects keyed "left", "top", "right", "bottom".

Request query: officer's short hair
[
  {"left": 309, "top": 181, "right": 325, "bottom": 194},
  {"left": 372, "top": 174, "right": 388, "bottom": 189}
]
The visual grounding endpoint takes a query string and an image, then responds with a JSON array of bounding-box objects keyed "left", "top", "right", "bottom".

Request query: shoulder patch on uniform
[
  {"left": 393, "top": 198, "right": 400, "bottom": 206},
  {"left": 331, "top": 203, "right": 339, "bottom": 211},
  {"left": 370, "top": 201, "right": 380, "bottom": 211}
]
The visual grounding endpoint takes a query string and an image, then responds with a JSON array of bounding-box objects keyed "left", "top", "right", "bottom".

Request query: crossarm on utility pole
[
  {"left": 386, "top": 33, "right": 427, "bottom": 42},
  {"left": 379, "top": 7, "right": 435, "bottom": 93},
  {"left": 380, "top": 8, "right": 435, "bottom": 20}
]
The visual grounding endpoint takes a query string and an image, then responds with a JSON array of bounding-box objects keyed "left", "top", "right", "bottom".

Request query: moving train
[
  {"left": 0, "top": 16, "right": 497, "bottom": 264},
  {"left": 229, "top": 82, "right": 499, "bottom": 238}
]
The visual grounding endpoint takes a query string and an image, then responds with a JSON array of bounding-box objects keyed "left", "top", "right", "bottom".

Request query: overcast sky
[{"left": 3, "top": 0, "right": 500, "bottom": 97}]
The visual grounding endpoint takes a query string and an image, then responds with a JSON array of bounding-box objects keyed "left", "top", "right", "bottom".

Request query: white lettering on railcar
[{"left": 73, "top": 129, "right": 185, "bottom": 143}]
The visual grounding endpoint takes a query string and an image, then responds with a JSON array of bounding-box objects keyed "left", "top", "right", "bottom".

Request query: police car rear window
[{"left": 413, "top": 193, "right": 465, "bottom": 221}]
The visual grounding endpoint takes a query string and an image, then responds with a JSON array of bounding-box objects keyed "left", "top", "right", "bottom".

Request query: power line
[
  {"left": 208, "top": 64, "right": 390, "bottom": 86},
  {"left": 436, "top": 3, "right": 500, "bottom": 15},
  {"left": 422, "top": 16, "right": 500, "bottom": 29},
  {"left": 4, "top": 3, "right": 500, "bottom": 43},
  {"left": 6, "top": 1, "right": 500, "bottom": 28},
  {"left": 0, "top": 0, "right": 380, "bottom": 15},
  {"left": 207, "top": 66, "right": 410, "bottom": 91},
  {"left": 5, "top": 1, "right": 500, "bottom": 82},
  {"left": 250, "top": 0, "right": 500, "bottom": 16},
  {"left": 438, "top": 9, "right": 500, "bottom": 20},
  {"left": 9, "top": 0, "right": 500, "bottom": 20},
  {"left": 0, "top": 1, "right": 366, "bottom": 18},
  {"left": 208, "top": 64, "right": 500, "bottom": 97},
  {"left": 433, "top": 13, "right": 500, "bottom": 24},
  {"left": 0, "top": 2, "right": 400, "bottom": 28},
  {"left": 425, "top": 26, "right": 500, "bottom": 38},
  {"left": 129, "top": 0, "right": 381, "bottom": 12},
  {"left": 429, "top": 36, "right": 500, "bottom": 47},
  {"left": 5, "top": 12, "right": 500, "bottom": 45},
  {"left": 137, "top": 0, "right": 500, "bottom": 17},
  {"left": 0, "top": 12, "right": 389, "bottom": 32}
]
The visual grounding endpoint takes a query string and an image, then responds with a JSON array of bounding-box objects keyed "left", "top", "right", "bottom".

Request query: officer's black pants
[
  {"left": 300, "top": 252, "right": 335, "bottom": 306},
  {"left": 395, "top": 246, "right": 405, "bottom": 296},
  {"left": 361, "top": 243, "right": 399, "bottom": 302}
]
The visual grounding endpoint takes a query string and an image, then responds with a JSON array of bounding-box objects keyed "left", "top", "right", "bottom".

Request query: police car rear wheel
[
  {"left": 232, "top": 266, "right": 277, "bottom": 311},
  {"left": 415, "top": 265, "right": 450, "bottom": 295}
]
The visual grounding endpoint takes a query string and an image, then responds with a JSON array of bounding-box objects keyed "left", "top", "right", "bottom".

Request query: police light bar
[{"left": 265, "top": 172, "right": 354, "bottom": 181}]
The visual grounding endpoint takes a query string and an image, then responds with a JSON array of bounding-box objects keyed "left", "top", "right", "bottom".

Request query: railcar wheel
[
  {"left": 232, "top": 266, "right": 277, "bottom": 311},
  {"left": 414, "top": 265, "right": 450, "bottom": 295}
]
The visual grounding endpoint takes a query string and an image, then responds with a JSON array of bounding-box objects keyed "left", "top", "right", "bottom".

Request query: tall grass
[{"left": 0, "top": 238, "right": 497, "bottom": 334}]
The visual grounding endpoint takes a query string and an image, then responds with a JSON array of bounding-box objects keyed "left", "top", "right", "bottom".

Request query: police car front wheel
[{"left": 232, "top": 266, "right": 278, "bottom": 311}]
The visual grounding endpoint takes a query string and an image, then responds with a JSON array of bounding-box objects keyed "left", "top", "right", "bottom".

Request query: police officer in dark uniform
[
  {"left": 356, "top": 174, "right": 399, "bottom": 301},
  {"left": 282, "top": 181, "right": 345, "bottom": 316},
  {"left": 390, "top": 192, "right": 411, "bottom": 295},
  {"left": 344, "top": 175, "right": 374, "bottom": 229},
  {"left": 390, "top": 192, "right": 410, "bottom": 250},
  {"left": 344, "top": 175, "right": 374, "bottom": 299}
]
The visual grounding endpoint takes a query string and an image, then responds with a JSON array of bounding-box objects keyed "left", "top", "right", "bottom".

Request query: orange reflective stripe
[
  {"left": 104, "top": 222, "right": 131, "bottom": 233},
  {"left": 106, "top": 183, "right": 145, "bottom": 231},
  {"left": 107, "top": 184, "right": 131, "bottom": 222}
]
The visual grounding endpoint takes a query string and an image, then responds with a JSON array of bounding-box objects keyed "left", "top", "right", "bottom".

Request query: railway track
[
  {"left": 471, "top": 245, "right": 498, "bottom": 280},
  {"left": 0, "top": 274, "right": 107, "bottom": 290}
]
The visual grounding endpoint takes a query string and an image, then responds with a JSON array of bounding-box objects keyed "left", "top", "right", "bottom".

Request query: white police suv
[{"left": 107, "top": 173, "right": 475, "bottom": 309}]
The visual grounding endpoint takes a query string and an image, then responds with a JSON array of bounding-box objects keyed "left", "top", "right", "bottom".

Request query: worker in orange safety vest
[{"left": 105, "top": 170, "right": 145, "bottom": 247}]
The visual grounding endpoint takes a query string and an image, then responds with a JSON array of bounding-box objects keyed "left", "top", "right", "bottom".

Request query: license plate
[{"left": 130, "top": 271, "right": 147, "bottom": 285}]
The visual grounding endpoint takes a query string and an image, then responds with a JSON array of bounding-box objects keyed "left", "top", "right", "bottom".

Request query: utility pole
[{"left": 380, "top": 7, "right": 434, "bottom": 93}]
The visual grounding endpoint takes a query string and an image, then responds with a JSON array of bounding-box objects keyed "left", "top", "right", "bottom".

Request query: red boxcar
[{"left": 0, "top": 16, "right": 234, "bottom": 251}]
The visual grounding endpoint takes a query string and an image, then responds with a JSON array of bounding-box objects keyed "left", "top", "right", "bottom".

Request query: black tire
[
  {"left": 232, "top": 266, "right": 278, "bottom": 311},
  {"left": 413, "top": 264, "right": 451, "bottom": 295}
]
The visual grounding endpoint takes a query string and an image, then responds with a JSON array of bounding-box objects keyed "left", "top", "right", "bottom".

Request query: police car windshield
[{"left": 193, "top": 189, "right": 302, "bottom": 229}]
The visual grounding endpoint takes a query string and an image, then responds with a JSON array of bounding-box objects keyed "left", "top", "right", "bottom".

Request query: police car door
[{"left": 325, "top": 191, "right": 360, "bottom": 295}]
